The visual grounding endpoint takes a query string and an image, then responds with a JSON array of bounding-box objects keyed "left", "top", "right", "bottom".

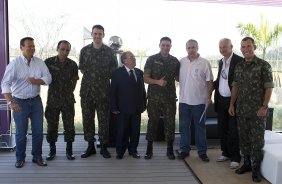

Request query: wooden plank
[{"left": 0, "top": 135, "right": 199, "bottom": 184}]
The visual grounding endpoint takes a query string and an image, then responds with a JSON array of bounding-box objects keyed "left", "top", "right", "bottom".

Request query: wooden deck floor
[{"left": 0, "top": 135, "right": 199, "bottom": 184}]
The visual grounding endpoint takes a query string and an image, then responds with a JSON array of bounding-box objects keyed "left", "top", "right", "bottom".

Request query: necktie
[{"left": 129, "top": 70, "right": 136, "bottom": 82}]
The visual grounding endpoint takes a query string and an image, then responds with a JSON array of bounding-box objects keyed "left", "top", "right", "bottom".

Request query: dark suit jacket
[
  {"left": 110, "top": 66, "right": 147, "bottom": 114},
  {"left": 213, "top": 53, "right": 243, "bottom": 112}
]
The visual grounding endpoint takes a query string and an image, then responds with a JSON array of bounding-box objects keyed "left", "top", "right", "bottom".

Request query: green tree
[{"left": 237, "top": 14, "right": 282, "bottom": 60}]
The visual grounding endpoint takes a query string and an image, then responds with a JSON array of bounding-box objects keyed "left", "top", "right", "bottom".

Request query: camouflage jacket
[
  {"left": 45, "top": 56, "right": 79, "bottom": 106},
  {"left": 144, "top": 53, "right": 180, "bottom": 102},
  {"left": 232, "top": 56, "right": 274, "bottom": 117},
  {"left": 79, "top": 43, "right": 118, "bottom": 99}
]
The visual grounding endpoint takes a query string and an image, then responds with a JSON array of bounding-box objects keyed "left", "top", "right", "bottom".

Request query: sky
[{"left": 8, "top": 0, "right": 282, "bottom": 59}]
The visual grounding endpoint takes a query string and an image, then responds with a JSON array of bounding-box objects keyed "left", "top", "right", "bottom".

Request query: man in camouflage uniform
[
  {"left": 144, "top": 37, "right": 180, "bottom": 160},
  {"left": 79, "top": 24, "right": 118, "bottom": 159},
  {"left": 229, "top": 37, "right": 274, "bottom": 183},
  {"left": 45, "top": 40, "right": 79, "bottom": 161}
]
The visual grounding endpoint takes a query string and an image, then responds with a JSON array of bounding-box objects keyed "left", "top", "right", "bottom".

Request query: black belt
[
  {"left": 219, "top": 95, "right": 231, "bottom": 99},
  {"left": 14, "top": 95, "right": 40, "bottom": 101}
]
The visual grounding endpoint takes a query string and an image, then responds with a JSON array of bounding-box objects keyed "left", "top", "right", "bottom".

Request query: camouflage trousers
[
  {"left": 146, "top": 99, "right": 176, "bottom": 142},
  {"left": 45, "top": 104, "right": 75, "bottom": 143},
  {"left": 81, "top": 95, "right": 110, "bottom": 144},
  {"left": 237, "top": 115, "right": 266, "bottom": 161}
]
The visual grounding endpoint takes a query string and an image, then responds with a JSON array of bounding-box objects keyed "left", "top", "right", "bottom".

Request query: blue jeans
[
  {"left": 13, "top": 96, "right": 44, "bottom": 161},
  {"left": 179, "top": 103, "right": 207, "bottom": 155}
]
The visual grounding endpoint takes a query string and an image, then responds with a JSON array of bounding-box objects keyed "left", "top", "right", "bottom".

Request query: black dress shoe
[
  {"left": 235, "top": 164, "right": 252, "bottom": 174},
  {"left": 81, "top": 146, "right": 96, "bottom": 158},
  {"left": 32, "top": 159, "right": 47, "bottom": 166},
  {"left": 66, "top": 153, "right": 75, "bottom": 160},
  {"left": 116, "top": 155, "right": 123, "bottom": 160},
  {"left": 167, "top": 152, "right": 175, "bottom": 160},
  {"left": 130, "top": 153, "right": 140, "bottom": 159},
  {"left": 177, "top": 152, "right": 189, "bottom": 159},
  {"left": 100, "top": 146, "right": 111, "bottom": 159},
  {"left": 46, "top": 152, "right": 56, "bottom": 161},
  {"left": 144, "top": 153, "right": 153, "bottom": 160},
  {"left": 199, "top": 154, "right": 210, "bottom": 162},
  {"left": 15, "top": 160, "right": 25, "bottom": 168}
]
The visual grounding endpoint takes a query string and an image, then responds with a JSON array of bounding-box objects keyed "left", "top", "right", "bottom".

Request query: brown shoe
[
  {"left": 15, "top": 160, "right": 25, "bottom": 168},
  {"left": 32, "top": 159, "right": 47, "bottom": 166}
]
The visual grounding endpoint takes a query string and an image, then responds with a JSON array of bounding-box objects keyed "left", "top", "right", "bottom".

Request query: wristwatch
[
  {"left": 262, "top": 105, "right": 268, "bottom": 109},
  {"left": 7, "top": 99, "right": 14, "bottom": 106}
]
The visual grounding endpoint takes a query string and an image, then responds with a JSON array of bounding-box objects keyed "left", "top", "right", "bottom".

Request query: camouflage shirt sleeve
[
  {"left": 262, "top": 62, "right": 274, "bottom": 88},
  {"left": 144, "top": 56, "right": 153, "bottom": 76},
  {"left": 78, "top": 47, "right": 86, "bottom": 71},
  {"left": 231, "top": 64, "right": 239, "bottom": 87},
  {"left": 72, "top": 61, "right": 79, "bottom": 81},
  {"left": 109, "top": 51, "right": 118, "bottom": 77}
]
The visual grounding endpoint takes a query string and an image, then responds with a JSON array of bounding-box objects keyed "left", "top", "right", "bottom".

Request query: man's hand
[
  {"left": 9, "top": 103, "right": 21, "bottom": 112},
  {"left": 27, "top": 77, "right": 37, "bottom": 85},
  {"left": 257, "top": 107, "right": 267, "bottom": 117},
  {"left": 157, "top": 76, "right": 167, "bottom": 87},
  {"left": 228, "top": 105, "right": 235, "bottom": 116}
]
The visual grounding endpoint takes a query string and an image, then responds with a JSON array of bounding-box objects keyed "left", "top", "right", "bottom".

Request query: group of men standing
[{"left": 1, "top": 24, "right": 273, "bottom": 183}]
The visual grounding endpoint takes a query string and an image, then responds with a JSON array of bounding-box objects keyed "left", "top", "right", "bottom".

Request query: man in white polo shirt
[{"left": 178, "top": 39, "right": 213, "bottom": 162}]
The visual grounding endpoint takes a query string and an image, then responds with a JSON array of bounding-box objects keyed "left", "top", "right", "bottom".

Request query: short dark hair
[
  {"left": 242, "top": 36, "right": 255, "bottom": 44},
  {"left": 92, "top": 24, "right": 104, "bottom": 32},
  {"left": 20, "top": 37, "right": 34, "bottom": 47},
  {"left": 160, "top": 37, "right": 171, "bottom": 44},
  {"left": 57, "top": 40, "right": 71, "bottom": 50}
]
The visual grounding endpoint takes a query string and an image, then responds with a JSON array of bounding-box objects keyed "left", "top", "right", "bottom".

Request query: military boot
[
  {"left": 46, "top": 142, "right": 56, "bottom": 161},
  {"left": 235, "top": 155, "right": 252, "bottom": 174},
  {"left": 166, "top": 141, "right": 175, "bottom": 160},
  {"left": 252, "top": 160, "right": 262, "bottom": 182},
  {"left": 66, "top": 142, "right": 75, "bottom": 160},
  {"left": 81, "top": 141, "right": 96, "bottom": 158},
  {"left": 100, "top": 144, "right": 111, "bottom": 158},
  {"left": 144, "top": 141, "right": 153, "bottom": 159}
]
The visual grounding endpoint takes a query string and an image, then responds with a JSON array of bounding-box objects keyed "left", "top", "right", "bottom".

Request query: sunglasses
[{"left": 221, "top": 69, "right": 227, "bottom": 80}]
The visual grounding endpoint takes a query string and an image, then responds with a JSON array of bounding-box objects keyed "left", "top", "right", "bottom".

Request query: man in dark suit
[
  {"left": 213, "top": 38, "right": 242, "bottom": 169},
  {"left": 110, "top": 51, "right": 147, "bottom": 159}
]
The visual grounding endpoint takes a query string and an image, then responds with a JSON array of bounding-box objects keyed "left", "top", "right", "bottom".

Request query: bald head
[{"left": 219, "top": 38, "right": 233, "bottom": 58}]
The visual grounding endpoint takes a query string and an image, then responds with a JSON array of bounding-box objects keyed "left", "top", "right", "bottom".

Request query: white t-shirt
[{"left": 179, "top": 56, "right": 213, "bottom": 105}]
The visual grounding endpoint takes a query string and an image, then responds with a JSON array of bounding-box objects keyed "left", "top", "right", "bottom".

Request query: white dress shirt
[
  {"left": 1, "top": 55, "right": 52, "bottom": 99},
  {"left": 218, "top": 53, "right": 232, "bottom": 97}
]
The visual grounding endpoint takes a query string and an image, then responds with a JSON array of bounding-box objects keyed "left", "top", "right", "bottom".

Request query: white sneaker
[
  {"left": 230, "top": 161, "right": 240, "bottom": 169},
  {"left": 216, "top": 155, "right": 229, "bottom": 162}
]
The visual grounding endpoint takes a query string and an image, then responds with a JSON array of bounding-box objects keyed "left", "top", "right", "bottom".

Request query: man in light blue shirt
[{"left": 1, "top": 37, "right": 52, "bottom": 168}]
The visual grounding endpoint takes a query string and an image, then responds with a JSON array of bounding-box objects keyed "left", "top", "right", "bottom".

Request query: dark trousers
[
  {"left": 217, "top": 95, "right": 241, "bottom": 162},
  {"left": 115, "top": 112, "right": 141, "bottom": 156}
]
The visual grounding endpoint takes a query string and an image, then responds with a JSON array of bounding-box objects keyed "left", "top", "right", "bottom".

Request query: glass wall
[{"left": 8, "top": 0, "right": 282, "bottom": 132}]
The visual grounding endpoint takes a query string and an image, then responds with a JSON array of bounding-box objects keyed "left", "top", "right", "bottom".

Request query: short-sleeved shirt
[
  {"left": 45, "top": 56, "right": 79, "bottom": 106},
  {"left": 179, "top": 56, "right": 213, "bottom": 105},
  {"left": 232, "top": 56, "right": 274, "bottom": 117},
  {"left": 79, "top": 43, "right": 118, "bottom": 99},
  {"left": 144, "top": 53, "right": 179, "bottom": 102}
]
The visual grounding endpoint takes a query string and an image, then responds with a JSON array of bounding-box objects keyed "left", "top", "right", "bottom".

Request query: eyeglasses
[{"left": 221, "top": 69, "right": 227, "bottom": 80}]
